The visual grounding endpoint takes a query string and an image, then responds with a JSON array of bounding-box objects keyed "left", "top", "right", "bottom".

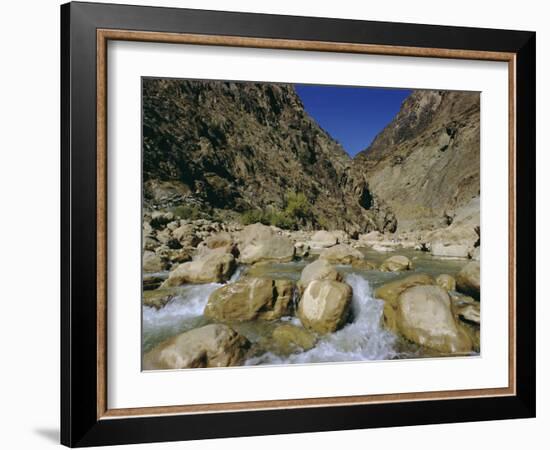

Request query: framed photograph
[{"left": 61, "top": 1, "right": 536, "bottom": 447}]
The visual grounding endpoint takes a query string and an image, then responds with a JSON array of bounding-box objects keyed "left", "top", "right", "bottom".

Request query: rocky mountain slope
[
  {"left": 144, "top": 79, "right": 479, "bottom": 235},
  {"left": 143, "top": 78, "right": 394, "bottom": 234},
  {"left": 353, "top": 90, "right": 480, "bottom": 232}
]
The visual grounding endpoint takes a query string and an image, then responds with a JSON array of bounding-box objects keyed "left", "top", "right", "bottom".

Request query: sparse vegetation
[
  {"left": 170, "top": 204, "right": 204, "bottom": 220},
  {"left": 240, "top": 191, "right": 315, "bottom": 230}
]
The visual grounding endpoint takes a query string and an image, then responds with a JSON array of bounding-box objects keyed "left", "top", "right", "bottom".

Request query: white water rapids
[
  {"left": 142, "top": 269, "right": 400, "bottom": 364},
  {"left": 244, "top": 274, "right": 399, "bottom": 365}
]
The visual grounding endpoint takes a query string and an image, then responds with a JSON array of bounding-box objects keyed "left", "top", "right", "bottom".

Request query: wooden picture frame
[{"left": 61, "top": 1, "right": 536, "bottom": 447}]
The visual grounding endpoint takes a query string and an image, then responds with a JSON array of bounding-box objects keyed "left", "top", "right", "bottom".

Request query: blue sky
[{"left": 295, "top": 84, "right": 412, "bottom": 157}]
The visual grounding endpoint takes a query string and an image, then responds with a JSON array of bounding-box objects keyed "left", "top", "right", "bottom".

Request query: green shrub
[
  {"left": 240, "top": 191, "right": 314, "bottom": 230},
  {"left": 170, "top": 204, "right": 203, "bottom": 220},
  {"left": 285, "top": 191, "right": 311, "bottom": 221}
]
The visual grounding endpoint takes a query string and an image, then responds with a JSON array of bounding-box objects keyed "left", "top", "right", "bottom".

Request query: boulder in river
[
  {"left": 379, "top": 255, "right": 413, "bottom": 272},
  {"left": 143, "top": 324, "right": 250, "bottom": 369},
  {"left": 161, "top": 251, "right": 235, "bottom": 287},
  {"left": 204, "top": 277, "right": 294, "bottom": 321},
  {"left": 396, "top": 285, "right": 473, "bottom": 353},
  {"left": 238, "top": 223, "right": 295, "bottom": 264},
  {"left": 297, "top": 259, "right": 342, "bottom": 293},
  {"left": 271, "top": 324, "right": 317, "bottom": 354},
  {"left": 375, "top": 273, "right": 435, "bottom": 332},
  {"left": 319, "top": 244, "right": 364, "bottom": 265},
  {"left": 297, "top": 280, "right": 352, "bottom": 334},
  {"left": 456, "top": 261, "right": 480, "bottom": 299}
]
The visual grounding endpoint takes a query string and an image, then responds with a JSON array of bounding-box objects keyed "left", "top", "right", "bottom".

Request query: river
[{"left": 142, "top": 249, "right": 472, "bottom": 365}]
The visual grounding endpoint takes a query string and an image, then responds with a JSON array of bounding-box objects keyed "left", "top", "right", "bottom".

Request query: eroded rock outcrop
[{"left": 353, "top": 90, "right": 480, "bottom": 233}]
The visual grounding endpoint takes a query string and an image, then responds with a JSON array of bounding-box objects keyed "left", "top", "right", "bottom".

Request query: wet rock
[
  {"left": 271, "top": 324, "right": 317, "bottom": 354},
  {"left": 375, "top": 273, "right": 435, "bottom": 332},
  {"left": 351, "top": 259, "right": 377, "bottom": 271},
  {"left": 142, "top": 287, "right": 178, "bottom": 309},
  {"left": 143, "top": 324, "right": 250, "bottom": 369},
  {"left": 297, "top": 280, "right": 352, "bottom": 334},
  {"left": 298, "top": 259, "right": 342, "bottom": 293},
  {"left": 379, "top": 255, "right": 413, "bottom": 272},
  {"left": 143, "top": 274, "right": 166, "bottom": 291},
  {"left": 161, "top": 251, "right": 235, "bottom": 287},
  {"left": 204, "top": 278, "right": 294, "bottom": 321},
  {"left": 319, "top": 244, "right": 364, "bottom": 265},
  {"left": 396, "top": 285, "right": 473, "bottom": 353}
]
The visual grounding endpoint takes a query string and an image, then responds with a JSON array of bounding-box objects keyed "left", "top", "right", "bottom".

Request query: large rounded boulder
[
  {"left": 297, "top": 280, "right": 352, "bottom": 334},
  {"left": 297, "top": 259, "right": 342, "bottom": 293},
  {"left": 319, "top": 244, "right": 364, "bottom": 265},
  {"left": 142, "top": 324, "right": 250, "bottom": 370},
  {"left": 161, "top": 251, "right": 235, "bottom": 287},
  {"left": 204, "top": 277, "right": 294, "bottom": 322},
  {"left": 396, "top": 285, "right": 473, "bottom": 354},
  {"left": 379, "top": 255, "right": 413, "bottom": 272},
  {"left": 307, "top": 230, "right": 339, "bottom": 250},
  {"left": 238, "top": 223, "right": 295, "bottom": 264},
  {"left": 375, "top": 273, "right": 435, "bottom": 332}
]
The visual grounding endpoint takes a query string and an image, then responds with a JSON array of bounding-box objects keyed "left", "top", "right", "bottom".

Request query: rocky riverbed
[{"left": 142, "top": 215, "right": 480, "bottom": 370}]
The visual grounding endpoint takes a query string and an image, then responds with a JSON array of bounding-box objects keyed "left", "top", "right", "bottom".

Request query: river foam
[{"left": 245, "top": 273, "right": 398, "bottom": 365}]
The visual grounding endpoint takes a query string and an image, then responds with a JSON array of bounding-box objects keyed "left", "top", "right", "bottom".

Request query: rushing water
[
  {"left": 244, "top": 274, "right": 398, "bottom": 365},
  {"left": 142, "top": 250, "right": 469, "bottom": 363}
]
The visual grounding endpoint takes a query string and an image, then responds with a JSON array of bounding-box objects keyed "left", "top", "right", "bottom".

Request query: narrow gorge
[{"left": 141, "top": 78, "right": 481, "bottom": 369}]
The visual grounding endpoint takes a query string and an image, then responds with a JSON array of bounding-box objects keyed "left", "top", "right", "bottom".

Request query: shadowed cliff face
[
  {"left": 353, "top": 90, "right": 480, "bottom": 232},
  {"left": 143, "top": 78, "right": 391, "bottom": 234}
]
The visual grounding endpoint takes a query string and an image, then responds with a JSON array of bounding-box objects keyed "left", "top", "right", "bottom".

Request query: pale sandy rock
[
  {"left": 319, "top": 244, "right": 364, "bottom": 265},
  {"left": 379, "top": 255, "right": 413, "bottom": 272},
  {"left": 161, "top": 251, "right": 235, "bottom": 287},
  {"left": 204, "top": 278, "right": 294, "bottom": 321},
  {"left": 456, "top": 261, "right": 480, "bottom": 299},
  {"left": 396, "top": 285, "right": 473, "bottom": 353},
  {"left": 297, "top": 280, "right": 352, "bottom": 334},
  {"left": 143, "top": 324, "right": 250, "bottom": 369},
  {"left": 297, "top": 259, "right": 342, "bottom": 292}
]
